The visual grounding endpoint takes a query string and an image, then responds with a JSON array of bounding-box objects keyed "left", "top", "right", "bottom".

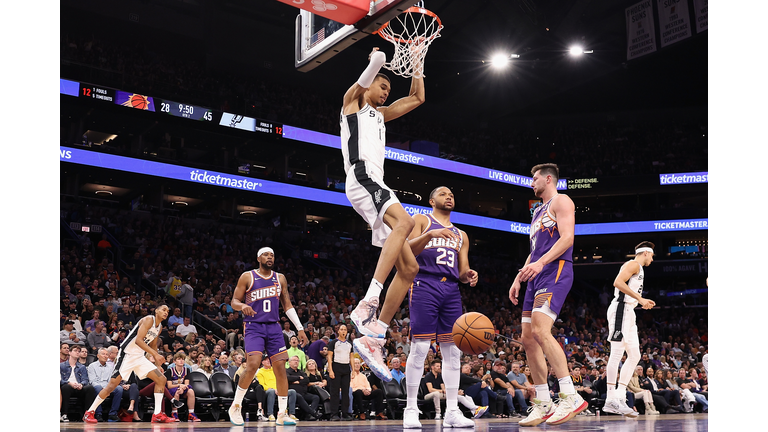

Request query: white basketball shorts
[{"left": 345, "top": 162, "right": 400, "bottom": 247}]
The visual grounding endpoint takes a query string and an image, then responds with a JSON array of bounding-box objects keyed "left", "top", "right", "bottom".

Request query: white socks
[{"left": 363, "top": 279, "right": 383, "bottom": 304}]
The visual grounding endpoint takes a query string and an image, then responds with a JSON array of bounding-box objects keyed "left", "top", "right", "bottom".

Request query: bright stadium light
[
  {"left": 491, "top": 53, "right": 510, "bottom": 69},
  {"left": 569, "top": 46, "right": 584, "bottom": 56}
]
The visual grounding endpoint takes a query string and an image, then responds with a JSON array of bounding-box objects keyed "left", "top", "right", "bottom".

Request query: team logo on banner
[{"left": 626, "top": 0, "right": 657, "bottom": 60}]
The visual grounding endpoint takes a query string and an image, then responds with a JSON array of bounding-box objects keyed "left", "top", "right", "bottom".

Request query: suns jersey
[
  {"left": 243, "top": 270, "right": 282, "bottom": 324},
  {"left": 415, "top": 214, "right": 463, "bottom": 282},
  {"left": 613, "top": 263, "right": 644, "bottom": 308},
  {"left": 340, "top": 103, "right": 386, "bottom": 179},
  {"left": 120, "top": 315, "right": 161, "bottom": 356},
  {"left": 529, "top": 194, "right": 573, "bottom": 263}
]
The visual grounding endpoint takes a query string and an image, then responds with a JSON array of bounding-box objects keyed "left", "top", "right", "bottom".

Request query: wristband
[{"left": 286, "top": 307, "right": 304, "bottom": 331}]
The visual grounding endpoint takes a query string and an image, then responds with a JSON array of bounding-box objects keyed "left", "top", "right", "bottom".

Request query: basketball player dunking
[
  {"left": 83, "top": 305, "right": 176, "bottom": 423},
  {"left": 509, "top": 163, "right": 587, "bottom": 426},
  {"left": 227, "top": 247, "right": 308, "bottom": 426},
  {"left": 341, "top": 48, "right": 425, "bottom": 382},
  {"left": 401, "top": 186, "right": 484, "bottom": 428},
  {"left": 603, "top": 241, "right": 656, "bottom": 417}
]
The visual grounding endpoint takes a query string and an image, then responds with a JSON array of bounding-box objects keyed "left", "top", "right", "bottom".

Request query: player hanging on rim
[
  {"left": 509, "top": 163, "right": 588, "bottom": 426},
  {"left": 227, "top": 247, "right": 309, "bottom": 426},
  {"left": 341, "top": 47, "right": 426, "bottom": 382},
  {"left": 83, "top": 305, "right": 179, "bottom": 423},
  {"left": 603, "top": 241, "right": 656, "bottom": 417},
  {"left": 399, "top": 186, "right": 486, "bottom": 428}
]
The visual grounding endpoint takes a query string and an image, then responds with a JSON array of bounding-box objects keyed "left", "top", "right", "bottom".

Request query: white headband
[
  {"left": 635, "top": 247, "right": 654, "bottom": 255},
  {"left": 257, "top": 247, "right": 274, "bottom": 258}
]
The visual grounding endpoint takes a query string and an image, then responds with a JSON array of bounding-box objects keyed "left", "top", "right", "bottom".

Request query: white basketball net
[{"left": 376, "top": 7, "right": 443, "bottom": 79}]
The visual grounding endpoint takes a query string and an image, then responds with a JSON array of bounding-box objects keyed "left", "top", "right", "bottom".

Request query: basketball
[
  {"left": 452, "top": 312, "right": 495, "bottom": 355},
  {"left": 130, "top": 94, "right": 148, "bottom": 110}
]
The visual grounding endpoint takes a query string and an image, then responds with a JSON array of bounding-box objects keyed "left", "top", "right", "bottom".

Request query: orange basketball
[
  {"left": 130, "top": 94, "right": 148, "bottom": 110},
  {"left": 452, "top": 312, "right": 495, "bottom": 355}
]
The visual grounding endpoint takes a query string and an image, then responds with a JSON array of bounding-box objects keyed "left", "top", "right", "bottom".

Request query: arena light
[
  {"left": 491, "top": 53, "right": 510, "bottom": 69},
  {"left": 569, "top": 46, "right": 584, "bottom": 56}
]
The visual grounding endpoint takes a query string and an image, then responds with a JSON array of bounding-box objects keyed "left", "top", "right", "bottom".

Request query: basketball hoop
[{"left": 374, "top": 6, "right": 443, "bottom": 79}]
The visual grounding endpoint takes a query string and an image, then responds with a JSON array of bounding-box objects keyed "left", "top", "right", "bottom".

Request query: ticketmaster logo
[
  {"left": 385, "top": 149, "right": 425, "bottom": 165},
  {"left": 659, "top": 172, "right": 708, "bottom": 185},
  {"left": 189, "top": 170, "right": 262, "bottom": 190}
]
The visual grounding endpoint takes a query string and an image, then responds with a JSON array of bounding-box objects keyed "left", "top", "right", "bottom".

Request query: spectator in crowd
[
  {"left": 214, "top": 352, "right": 236, "bottom": 377},
  {"left": 60, "top": 345, "right": 97, "bottom": 422},
  {"left": 645, "top": 368, "right": 684, "bottom": 413},
  {"left": 570, "top": 364, "right": 596, "bottom": 415},
  {"left": 677, "top": 368, "right": 708, "bottom": 412},
  {"left": 162, "top": 327, "right": 184, "bottom": 353},
  {"left": 165, "top": 352, "right": 201, "bottom": 421},
  {"left": 168, "top": 308, "right": 184, "bottom": 329},
  {"left": 286, "top": 355, "right": 320, "bottom": 421},
  {"left": 306, "top": 336, "right": 329, "bottom": 371},
  {"left": 505, "top": 362, "right": 529, "bottom": 416},
  {"left": 198, "top": 356, "right": 215, "bottom": 379},
  {"left": 86, "top": 348, "right": 123, "bottom": 422},
  {"left": 176, "top": 316, "right": 198, "bottom": 338},
  {"left": 256, "top": 357, "right": 279, "bottom": 421},
  {"left": 85, "top": 310, "right": 104, "bottom": 333},
  {"left": 350, "top": 357, "right": 386, "bottom": 420},
  {"left": 61, "top": 320, "right": 87, "bottom": 344},
  {"left": 389, "top": 357, "right": 405, "bottom": 384},
  {"left": 628, "top": 367, "right": 659, "bottom": 415},
  {"left": 60, "top": 342, "right": 71, "bottom": 363},
  {"left": 86, "top": 320, "right": 111, "bottom": 354},
  {"left": 176, "top": 280, "right": 195, "bottom": 319},
  {"left": 490, "top": 360, "right": 519, "bottom": 418},
  {"left": 424, "top": 359, "right": 447, "bottom": 419},
  {"left": 285, "top": 336, "right": 307, "bottom": 372}
]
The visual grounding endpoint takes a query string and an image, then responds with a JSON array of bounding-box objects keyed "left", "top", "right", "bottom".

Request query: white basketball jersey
[
  {"left": 121, "top": 315, "right": 162, "bottom": 356},
  {"left": 340, "top": 104, "right": 386, "bottom": 179},
  {"left": 613, "top": 262, "right": 644, "bottom": 308}
]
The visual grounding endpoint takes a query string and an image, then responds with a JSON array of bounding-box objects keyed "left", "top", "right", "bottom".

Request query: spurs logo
[
  {"left": 229, "top": 115, "right": 244, "bottom": 128},
  {"left": 311, "top": 0, "right": 338, "bottom": 12},
  {"left": 374, "top": 189, "right": 382, "bottom": 204}
]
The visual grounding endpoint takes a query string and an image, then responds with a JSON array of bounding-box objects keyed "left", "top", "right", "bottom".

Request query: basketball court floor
[{"left": 60, "top": 414, "right": 708, "bottom": 431}]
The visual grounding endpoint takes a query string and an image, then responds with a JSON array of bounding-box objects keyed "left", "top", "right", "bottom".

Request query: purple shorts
[
  {"left": 409, "top": 276, "right": 463, "bottom": 344},
  {"left": 522, "top": 259, "right": 573, "bottom": 321},
  {"left": 169, "top": 386, "right": 188, "bottom": 397},
  {"left": 243, "top": 321, "right": 289, "bottom": 362}
]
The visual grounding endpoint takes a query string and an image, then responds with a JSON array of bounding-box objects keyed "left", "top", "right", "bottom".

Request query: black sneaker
[
  {"left": 172, "top": 398, "right": 184, "bottom": 409},
  {"left": 329, "top": 415, "right": 341, "bottom": 421},
  {"left": 108, "top": 414, "right": 121, "bottom": 422},
  {"left": 342, "top": 414, "right": 354, "bottom": 421}
]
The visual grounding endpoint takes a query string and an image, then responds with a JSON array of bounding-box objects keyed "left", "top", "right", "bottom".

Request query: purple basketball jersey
[
  {"left": 415, "top": 214, "right": 463, "bottom": 282},
  {"left": 243, "top": 270, "right": 282, "bottom": 323},
  {"left": 530, "top": 195, "right": 573, "bottom": 263}
]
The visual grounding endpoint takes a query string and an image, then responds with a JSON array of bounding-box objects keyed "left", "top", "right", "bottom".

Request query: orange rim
[{"left": 374, "top": 6, "right": 443, "bottom": 44}]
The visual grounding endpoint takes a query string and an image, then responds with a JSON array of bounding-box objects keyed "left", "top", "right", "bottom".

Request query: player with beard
[
  {"left": 227, "top": 247, "right": 309, "bottom": 426},
  {"left": 399, "top": 186, "right": 482, "bottom": 428}
]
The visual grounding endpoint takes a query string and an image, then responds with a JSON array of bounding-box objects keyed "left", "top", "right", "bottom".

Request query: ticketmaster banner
[
  {"left": 282, "top": 125, "right": 567, "bottom": 190},
  {"left": 60, "top": 147, "right": 707, "bottom": 235},
  {"left": 659, "top": 172, "right": 708, "bottom": 185},
  {"left": 657, "top": 0, "right": 692, "bottom": 47},
  {"left": 626, "top": 0, "right": 657, "bottom": 59}
]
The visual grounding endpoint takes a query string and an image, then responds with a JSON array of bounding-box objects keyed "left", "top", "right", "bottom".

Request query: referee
[{"left": 326, "top": 325, "right": 353, "bottom": 421}]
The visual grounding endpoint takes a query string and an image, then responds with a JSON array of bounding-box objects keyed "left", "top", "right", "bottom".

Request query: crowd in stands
[
  {"left": 59, "top": 200, "right": 708, "bottom": 422},
  {"left": 60, "top": 31, "right": 707, "bottom": 182}
]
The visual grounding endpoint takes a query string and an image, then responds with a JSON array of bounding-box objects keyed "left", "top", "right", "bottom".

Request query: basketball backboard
[{"left": 295, "top": 0, "right": 421, "bottom": 72}]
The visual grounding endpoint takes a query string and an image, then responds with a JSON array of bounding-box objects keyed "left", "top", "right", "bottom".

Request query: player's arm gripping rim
[
  {"left": 613, "top": 262, "right": 655, "bottom": 310},
  {"left": 232, "top": 271, "right": 256, "bottom": 317},
  {"left": 279, "top": 273, "right": 309, "bottom": 347},
  {"left": 517, "top": 195, "right": 576, "bottom": 283},
  {"left": 457, "top": 230, "right": 478, "bottom": 287}
]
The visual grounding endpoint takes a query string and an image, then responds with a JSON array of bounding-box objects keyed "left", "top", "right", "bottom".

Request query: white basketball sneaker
[
  {"left": 443, "top": 408, "right": 475, "bottom": 428},
  {"left": 519, "top": 398, "right": 555, "bottom": 427},
  {"left": 545, "top": 392, "right": 588, "bottom": 425},
  {"left": 403, "top": 407, "right": 422, "bottom": 429},
  {"left": 603, "top": 399, "right": 638, "bottom": 417},
  {"left": 228, "top": 403, "right": 244, "bottom": 426}
]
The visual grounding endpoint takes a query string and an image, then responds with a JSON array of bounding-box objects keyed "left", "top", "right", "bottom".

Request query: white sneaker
[
  {"left": 276, "top": 412, "right": 296, "bottom": 425},
  {"left": 257, "top": 409, "right": 266, "bottom": 421},
  {"left": 603, "top": 399, "right": 638, "bottom": 417},
  {"left": 353, "top": 336, "right": 393, "bottom": 382},
  {"left": 268, "top": 414, "right": 275, "bottom": 421},
  {"left": 519, "top": 398, "right": 554, "bottom": 427},
  {"left": 229, "top": 404, "right": 244, "bottom": 426},
  {"left": 435, "top": 412, "right": 442, "bottom": 420},
  {"left": 60, "top": 414, "right": 69, "bottom": 423},
  {"left": 443, "top": 408, "right": 474, "bottom": 428},
  {"left": 350, "top": 297, "right": 386, "bottom": 338},
  {"left": 289, "top": 414, "right": 300, "bottom": 422},
  {"left": 545, "top": 393, "right": 588, "bottom": 425},
  {"left": 403, "top": 407, "right": 422, "bottom": 429}
]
